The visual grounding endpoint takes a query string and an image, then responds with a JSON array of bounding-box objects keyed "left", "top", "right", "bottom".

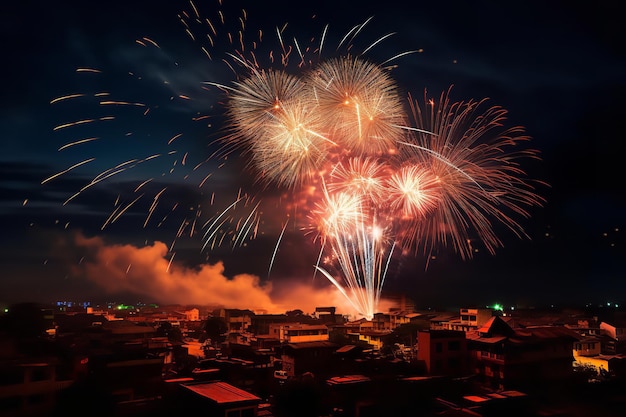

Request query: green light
[{"left": 491, "top": 303, "right": 503, "bottom": 311}]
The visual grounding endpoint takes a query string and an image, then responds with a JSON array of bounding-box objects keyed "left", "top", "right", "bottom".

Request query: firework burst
[{"left": 47, "top": 2, "right": 544, "bottom": 320}]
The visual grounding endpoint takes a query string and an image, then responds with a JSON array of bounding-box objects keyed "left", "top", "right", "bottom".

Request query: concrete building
[
  {"left": 466, "top": 316, "right": 579, "bottom": 391},
  {"left": 0, "top": 356, "right": 73, "bottom": 417},
  {"left": 268, "top": 323, "right": 329, "bottom": 343},
  {"left": 432, "top": 308, "right": 495, "bottom": 333},
  {"left": 273, "top": 341, "right": 338, "bottom": 378},
  {"left": 417, "top": 329, "right": 469, "bottom": 376},
  {"left": 215, "top": 309, "right": 255, "bottom": 334},
  {"left": 600, "top": 318, "right": 626, "bottom": 354}
]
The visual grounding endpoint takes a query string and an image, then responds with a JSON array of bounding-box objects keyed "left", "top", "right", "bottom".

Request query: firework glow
[{"left": 48, "top": 1, "right": 544, "bottom": 320}]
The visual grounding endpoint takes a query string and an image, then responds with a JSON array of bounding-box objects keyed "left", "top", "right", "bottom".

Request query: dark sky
[{"left": 1, "top": 0, "right": 624, "bottom": 314}]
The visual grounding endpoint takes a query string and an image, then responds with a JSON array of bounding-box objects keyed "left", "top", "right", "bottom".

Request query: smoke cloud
[{"left": 71, "top": 233, "right": 394, "bottom": 316}]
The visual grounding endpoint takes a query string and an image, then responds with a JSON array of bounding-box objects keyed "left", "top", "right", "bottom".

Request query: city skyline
[{"left": 1, "top": 0, "right": 624, "bottom": 313}]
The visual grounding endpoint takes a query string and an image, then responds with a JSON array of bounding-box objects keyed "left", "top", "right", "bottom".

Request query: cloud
[{"left": 71, "top": 233, "right": 390, "bottom": 316}]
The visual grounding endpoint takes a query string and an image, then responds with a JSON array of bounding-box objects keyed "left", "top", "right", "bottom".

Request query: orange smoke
[{"left": 71, "top": 234, "right": 390, "bottom": 316}]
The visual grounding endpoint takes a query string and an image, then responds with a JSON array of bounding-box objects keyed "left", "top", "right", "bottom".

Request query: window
[{"left": 435, "top": 342, "right": 443, "bottom": 353}]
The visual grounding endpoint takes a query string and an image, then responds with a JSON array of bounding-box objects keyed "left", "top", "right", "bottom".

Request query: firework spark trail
[
  {"left": 47, "top": 1, "right": 544, "bottom": 320},
  {"left": 222, "top": 48, "right": 543, "bottom": 318}
]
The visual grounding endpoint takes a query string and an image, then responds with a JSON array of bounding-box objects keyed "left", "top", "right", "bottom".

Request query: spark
[
  {"left": 50, "top": 94, "right": 86, "bottom": 104},
  {"left": 41, "top": 158, "right": 96, "bottom": 185},
  {"left": 47, "top": 2, "right": 544, "bottom": 320},
  {"left": 58, "top": 137, "right": 99, "bottom": 151}
]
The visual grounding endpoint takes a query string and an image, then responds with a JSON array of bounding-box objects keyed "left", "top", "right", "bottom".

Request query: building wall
[
  {"left": 0, "top": 361, "right": 73, "bottom": 417},
  {"left": 268, "top": 324, "right": 329, "bottom": 343},
  {"left": 417, "top": 330, "right": 468, "bottom": 376},
  {"left": 573, "top": 339, "right": 601, "bottom": 357},
  {"left": 470, "top": 340, "right": 574, "bottom": 390}
]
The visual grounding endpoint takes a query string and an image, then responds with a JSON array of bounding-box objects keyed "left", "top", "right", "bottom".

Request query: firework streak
[{"left": 50, "top": 2, "right": 544, "bottom": 320}]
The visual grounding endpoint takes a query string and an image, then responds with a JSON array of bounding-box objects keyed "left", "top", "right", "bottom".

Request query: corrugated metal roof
[
  {"left": 335, "top": 344, "right": 357, "bottom": 353},
  {"left": 326, "top": 375, "right": 371, "bottom": 385},
  {"left": 183, "top": 381, "right": 261, "bottom": 404}
]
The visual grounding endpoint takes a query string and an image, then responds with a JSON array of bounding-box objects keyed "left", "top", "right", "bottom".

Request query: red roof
[
  {"left": 327, "top": 375, "right": 371, "bottom": 385},
  {"left": 183, "top": 382, "right": 261, "bottom": 404}
]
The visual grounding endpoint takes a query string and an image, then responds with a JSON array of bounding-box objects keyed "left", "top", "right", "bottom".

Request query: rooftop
[{"left": 182, "top": 381, "right": 261, "bottom": 404}]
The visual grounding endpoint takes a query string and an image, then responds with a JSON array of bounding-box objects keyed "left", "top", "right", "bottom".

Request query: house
[
  {"left": 573, "top": 335, "right": 602, "bottom": 358},
  {"left": 352, "top": 329, "right": 391, "bottom": 350},
  {"left": 417, "top": 329, "right": 469, "bottom": 376},
  {"left": 214, "top": 309, "right": 255, "bottom": 334},
  {"left": 429, "top": 308, "right": 495, "bottom": 333},
  {"left": 466, "top": 316, "right": 579, "bottom": 391},
  {"left": 268, "top": 323, "right": 329, "bottom": 343},
  {"left": 273, "top": 341, "right": 338, "bottom": 378},
  {"left": 369, "top": 311, "right": 412, "bottom": 331},
  {"left": 430, "top": 312, "right": 461, "bottom": 330},
  {"left": 250, "top": 313, "right": 290, "bottom": 336},
  {"left": 600, "top": 317, "right": 626, "bottom": 354}
]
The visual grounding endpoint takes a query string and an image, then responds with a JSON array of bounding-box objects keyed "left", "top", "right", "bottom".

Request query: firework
[
  {"left": 48, "top": 2, "right": 544, "bottom": 320},
  {"left": 304, "top": 56, "right": 407, "bottom": 155}
]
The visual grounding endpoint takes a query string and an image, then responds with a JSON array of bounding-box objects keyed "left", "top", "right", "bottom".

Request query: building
[
  {"left": 273, "top": 341, "right": 338, "bottom": 378},
  {"left": 369, "top": 311, "right": 412, "bottom": 331},
  {"left": 432, "top": 308, "right": 495, "bottom": 333},
  {"left": 0, "top": 356, "right": 73, "bottom": 417},
  {"left": 417, "top": 329, "right": 469, "bottom": 376},
  {"left": 268, "top": 323, "right": 329, "bottom": 343},
  {"left": 600, "top": 318, "right": 626, "bottom": 354},
  {"left": 352, "top": 329, "right": 391, "bottom": 350},
  {"left": 213, "top": 309, "right": 255, "bottom": 334},
  {"left": 466, "top": 316, "right": 578, "bottom": 391},
  {"left": 313, "top": 307, "right": 339, "bottom": 324},
  {"left": 250, "top": 314, "right": 290, "bottom": 336}
]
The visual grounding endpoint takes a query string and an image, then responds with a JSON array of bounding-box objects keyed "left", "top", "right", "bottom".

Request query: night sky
[{"left": 2, "top": 0, "right": 624, "bottom": 314}]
